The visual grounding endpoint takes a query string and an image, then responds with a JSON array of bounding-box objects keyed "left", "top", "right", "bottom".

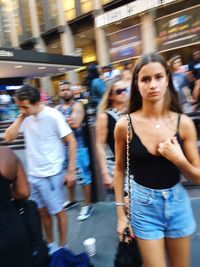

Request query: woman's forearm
[{"left": 178, "top": 158, "right": 200, "bottom": 184}]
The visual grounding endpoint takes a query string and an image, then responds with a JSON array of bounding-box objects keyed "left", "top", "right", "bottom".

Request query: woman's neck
[
  {"left": 111, "top": 102, "right": 126, "bottom": 113},
  {"left": 141, "top": 101, "right": 168, "bottom": 119}
]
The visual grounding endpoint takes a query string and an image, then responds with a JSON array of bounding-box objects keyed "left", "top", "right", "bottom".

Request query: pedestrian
[
  {"left": 114, "top": 53, "right": 200, "bottom": 267},
  {"left": 0, "top": 146, "right": 30, "bottom": 267},
  {"left": 188, "top": 48, "right": 200, "bottom": 102},
  {"left": 57, "top": 80, "right": 93, "bottom": 221},
  {"left": 96, "top": 80, "right": 128, "bottom": 194},
  {"left": 4, "top": 84, "right": 77, "bottom": 255},
  {"left": 169, "top": 54, "right": 191, "bottom": 106}
]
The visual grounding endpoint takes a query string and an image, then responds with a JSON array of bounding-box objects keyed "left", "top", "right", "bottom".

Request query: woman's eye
[{"left": 141, "top": 77, "right": 149, "bottom": 82}]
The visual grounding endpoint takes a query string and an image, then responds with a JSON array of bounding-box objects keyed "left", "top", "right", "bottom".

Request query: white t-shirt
[{"left": 20, "top": 106, "right": 72, "bottom": 177}]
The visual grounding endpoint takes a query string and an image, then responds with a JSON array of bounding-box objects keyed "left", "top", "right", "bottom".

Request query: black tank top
[
  {"left": 106, "top": 113, "right": 117, "bottom": 155},
  {"left": 129, "top": 114, "right": 182, "bottom": 189}
]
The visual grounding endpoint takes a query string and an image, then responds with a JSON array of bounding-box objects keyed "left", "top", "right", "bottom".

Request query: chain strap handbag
[{"left": 114, "top": 114, "right": 142, "bottom": 267}]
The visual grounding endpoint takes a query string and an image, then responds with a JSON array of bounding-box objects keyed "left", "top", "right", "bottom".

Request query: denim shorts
[
  {"left": 29, "top": 171, "right": 65, "bottom": 215},
  {"left": 131, "top": 181, "right": 196, "bottom": 240},
  {"left": 65, "top": 147, "right": 92, "bottom": 186}
]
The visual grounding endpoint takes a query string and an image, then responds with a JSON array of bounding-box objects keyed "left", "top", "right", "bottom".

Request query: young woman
[
  {"left": 96, "top": 80, "right": 129, "bottom": 191},
  {"left": 114, "top": 53, "right": 200, "bottom": 267}
]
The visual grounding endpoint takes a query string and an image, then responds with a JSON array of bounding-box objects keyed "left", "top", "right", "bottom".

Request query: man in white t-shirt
[{"left": 4, "top": 85, "right": 77, "bottom": 255}]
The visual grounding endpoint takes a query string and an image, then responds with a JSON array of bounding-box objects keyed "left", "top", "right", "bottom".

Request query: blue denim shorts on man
[
  {"left": 131, "top": 181, "right": 196, "bottom": 240},
  {"left": 65, "top": 147, "right": 92, "bottom": 186},
  {"left": 29, "top": 171, "right": 65, "bottom": 215}
]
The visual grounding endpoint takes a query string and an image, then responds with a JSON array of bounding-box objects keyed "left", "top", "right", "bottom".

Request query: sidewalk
[
  {"left": 61, "top": 201, "right": 118, "bottom": 267},
  {"left": 57, "top": 196, "right": 200, "bottom": 267}
]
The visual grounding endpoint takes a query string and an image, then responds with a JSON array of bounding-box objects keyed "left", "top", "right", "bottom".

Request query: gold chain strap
[{"left": 126, "top": 114, "right": 131, "bottom": 227}]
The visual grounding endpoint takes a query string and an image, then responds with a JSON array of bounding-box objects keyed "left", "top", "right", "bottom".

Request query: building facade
[{"left": 0, "top": 0, "right": 199, "bottom": 93}]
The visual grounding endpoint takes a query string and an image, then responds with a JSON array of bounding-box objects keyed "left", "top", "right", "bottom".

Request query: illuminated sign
[
  {"left": 108, "top": 25, "right": 142, "bottom": 62},
  {"left": 0, "top": 50, "right": 14, "bottom": 57},
  {"left": 95, "top": 0, "right": 177, "bottom": 28},
  {"left": 156, "top": 6, "right": 200, "bottom": 51}
]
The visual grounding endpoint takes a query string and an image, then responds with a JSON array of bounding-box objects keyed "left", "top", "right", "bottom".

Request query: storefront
[
  {"left": 0, "top": 47, "right": 82, "bottom": 121},
  {"left": 95, "top": 0, "right": 200, "bottom": 66}
]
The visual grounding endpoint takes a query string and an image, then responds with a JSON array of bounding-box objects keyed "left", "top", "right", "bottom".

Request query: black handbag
[
  {"left": 114, "top": 228, "right": 142, "bottom": 267},
  {"left": 114, "top": 114, "right": 142, "bottom": 267}
]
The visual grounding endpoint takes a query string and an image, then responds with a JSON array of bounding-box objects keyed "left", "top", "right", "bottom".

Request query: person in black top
[
  {"left": 114, "top": 53, "right": 200, "bottom": 267},
  {"left": 96, "top": 80, "right": 128, "bottom": 190},
  {"left": 0, "top": 146, "right": 30, "bottom": 267}
]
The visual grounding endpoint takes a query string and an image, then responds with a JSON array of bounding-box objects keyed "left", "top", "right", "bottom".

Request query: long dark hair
[{"left": 128, "top": 53, "right": 182, "bottom": 114}]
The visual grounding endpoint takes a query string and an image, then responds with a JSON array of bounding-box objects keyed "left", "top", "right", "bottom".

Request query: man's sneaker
[
  {"left": 47, "top": 242, "right": 60, "bottom": 256},
  {"left": 77, "top": 205, "right": 94, "bottom": 221},
  {"left": 63, "top": 201, "right": 78, "bottom": 210}
]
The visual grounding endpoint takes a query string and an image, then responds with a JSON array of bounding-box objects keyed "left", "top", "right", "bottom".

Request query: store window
[
  {"left": 63, "top": 0, "right": 76, "bottom": 21},
  {"left": 80, "top": 0, "right": 92, "bottom": 14},
  {"left": 46, "top": 38, "right": 62, "bottom": 55}
]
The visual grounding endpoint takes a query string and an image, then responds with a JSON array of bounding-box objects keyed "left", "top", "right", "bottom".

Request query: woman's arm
[
  {"left": 114, "top": 117, "right": 129, "bottom": 240},
  {"left": 11, "top": 158, "right": 30, "bottom": 199},
  {"left": 96, "top": 112, "right": 113, "bottom": 189},
  {"left": 158, "top": 115, "right": 200, "bottom": 183}
]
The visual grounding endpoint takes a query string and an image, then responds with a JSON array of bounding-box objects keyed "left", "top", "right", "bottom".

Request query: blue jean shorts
[
  {"left": 65, "top": 147, "right": 92, "bottom": 186},
  {"left": 131, "top": 181, "right": 196, "bottom": 240},
  {"left": 29, "top": 171, "right": 65, "bottom": 215}
]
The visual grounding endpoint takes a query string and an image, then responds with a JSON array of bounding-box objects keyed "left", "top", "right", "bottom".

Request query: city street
[{"left": 15, "top": 149, "right": 200, "bottom": 267}]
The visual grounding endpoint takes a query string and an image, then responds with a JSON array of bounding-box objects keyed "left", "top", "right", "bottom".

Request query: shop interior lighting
[
  {"left": 38, "top": 66, "right": 46, "bottom": 69},
  {"left": 14, "top": 65, "right": 23, "bottom": 68},
  {"left": 58, "top": 67, "right": 66, "bottom": 71}
]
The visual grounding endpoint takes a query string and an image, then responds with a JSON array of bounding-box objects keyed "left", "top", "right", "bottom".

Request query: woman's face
[
  {"left": 137, "top": 62, "right": 169, "bottom": 103},
  {"left": 110, "top": 81, "right": 129, "bottom": 104}
]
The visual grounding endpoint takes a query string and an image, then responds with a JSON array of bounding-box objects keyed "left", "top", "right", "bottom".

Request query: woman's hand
[
  {"left": 117, "top": 216, "right": 128, "bottom": 241},
  {"left": 103, "top": 173, "right": 113, "bottom": 189},
  {"left": 158, "top": 137, "right": 186, "bottom": 165}
]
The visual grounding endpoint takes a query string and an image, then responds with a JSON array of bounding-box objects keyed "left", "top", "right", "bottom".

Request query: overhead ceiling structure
[{"left": 0, "top": 48, "right": 83, "bottom": 79}]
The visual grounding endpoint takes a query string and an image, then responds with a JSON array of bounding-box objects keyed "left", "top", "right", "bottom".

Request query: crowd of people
[{"left": 0, "top": 49, "right": 199, "bottom": 267}]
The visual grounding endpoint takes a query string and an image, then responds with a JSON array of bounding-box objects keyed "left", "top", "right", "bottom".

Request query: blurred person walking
[
  {"left": 188, "top": 48, "right": 200, "bottom": 102},
  {"left": 57, "top": 81, "right": 93, "bottom": 221},
  {"left": 169, "top": 54, "right": 191, "bottom": 106},
  {"left": 0, "top": 146, "right": 29, "bottom": 267},
  {"left": 114, "top": 53, "right": 200, "bottom": 267},
  {"left": 85, "top": 64, "right": 107, "bottom": 110},
  {"left": 4, "top": 85, "right": 77, "bottom": 254},
  {"left": 96, "top": 80, "right": 128, "bottom": 196}
]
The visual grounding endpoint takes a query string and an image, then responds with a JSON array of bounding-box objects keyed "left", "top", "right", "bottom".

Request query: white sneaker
[
  {"left": 47, "top": 242, "right": 60, "bottom": 255},
  {"left": 77, "top": 205, "right": 94, "bottom": 221}
]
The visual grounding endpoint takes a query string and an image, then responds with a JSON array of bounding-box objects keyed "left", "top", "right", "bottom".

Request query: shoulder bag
[{"left": 114, "top": 114, "right": 142, "bottom": 267}]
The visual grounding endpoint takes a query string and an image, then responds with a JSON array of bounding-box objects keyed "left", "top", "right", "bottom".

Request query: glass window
[
  {"left": 80, "top": 0, "right": 92, "bottom": 14},
  {"left": 22, "top": 0, "right": 32, "bottom": 39},
  {"left": 63, "top": 0, "right": 76, "bottom": 21},
  {"left": 0, "top": 0, "right": 13, "bottom": 47},
  {"left": 48, "top": 0, "right": 59, "bottom": 28},
  {"left": 36, "top": 0, "right": 45, "bottom": 33}
]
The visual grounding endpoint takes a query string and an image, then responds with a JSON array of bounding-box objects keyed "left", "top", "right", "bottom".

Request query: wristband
[{"left": 115, "top": 202, "right": 126, "bottom": 206}]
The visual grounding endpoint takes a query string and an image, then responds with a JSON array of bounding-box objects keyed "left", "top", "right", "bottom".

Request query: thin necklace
[{"left": 155, "top": 123, "right": 161, "bottom": 129}]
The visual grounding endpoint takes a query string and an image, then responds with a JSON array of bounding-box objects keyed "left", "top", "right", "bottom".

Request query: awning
[{"left": 0, "top": 48, "right": 83, "bottom": 79}]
